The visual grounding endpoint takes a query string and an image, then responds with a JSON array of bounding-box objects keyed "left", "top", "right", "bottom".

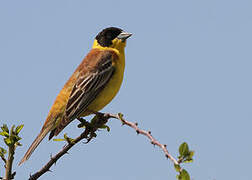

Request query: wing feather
[
  {"left": 66, "top": 61, "right": 114, "bottom": 119},
  {"left": 53, "top": 51, "right": 116, "bottom": 136}
]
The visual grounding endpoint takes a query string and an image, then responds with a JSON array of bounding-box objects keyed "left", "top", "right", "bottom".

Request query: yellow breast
[
  {"left": 81, "top": 40, "right": 126, "bottom": 116},
  {"left": 83, "top": 52, "right": 124, "bottom": 114}
]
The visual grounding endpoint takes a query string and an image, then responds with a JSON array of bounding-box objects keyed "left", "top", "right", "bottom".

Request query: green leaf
[
  {"left": 118, "top": 113, "right": 124, "bottom": 119},
  {"left": 184, "top": 151, "right": 194, "bottom": 163},
  {"left": 100, "top": 125, "right": 106, "bottom": 129},
  {"left": 0, "top": 152, "right": 5, "bottom": 158},
  {"left": 179, "top": 142, "right": 189, "bottom": 157},
  {"left": 0, "top": 131, "right": 9, "bottom": 137},
  {"left": 100, "top": 125, "right": 110, "bottom": 132},
  {"left": 4, "top": 137, "right": 12, "bottom": 146},
  {"left": 1, "top": 124, "right": 9, "bottom": 133},
  {"left": 13, "top": 135, "right": 22, "bottom": 142},
  {"left": 174, "top": 164, "right": 181, "bottom": 172},
  {"left": 15, "top": 142, "right": 22, "bottom": 146},
  {"left": 0, "top": 147, "right": 6, "bottom": 154},
  {"left": 10, "top": 125, "right": 15, "bottom": 136},
  {"left": 184, "top": 159, "right": 193, "bottom": 163},
  {"left": 0, "top": 148, "right": 6, "bottom": 162},
  {"left": 15, "top": 124, "right": 24, "bottom": 134},
  {"left": 176, "top": 174, "right": 180, "bottom": 180},
  {"left": 189, "top": 151, "right": 194, "bottom": 159},
  {"left": 63, "top": 133, "right": 73, "bottom": 143},
  {"left": 180, "top": 169, "right": 190, "bottom": 180},
  {"left": 53, "top": 138, "right": 65, "bottom": 142},
  {"left": 78, "top": 124, "right": 86, "bottom": 128},
  {"left": 63, "top": 133, "right": 69, "bottom": 139}
]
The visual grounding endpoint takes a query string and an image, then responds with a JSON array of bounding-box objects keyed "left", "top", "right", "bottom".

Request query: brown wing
[
  {"left": 65, "top": 59, "right": 115, "bottom": 119},
  {"left": 51, "top": 50, "right": 116, "bottom": 137}
]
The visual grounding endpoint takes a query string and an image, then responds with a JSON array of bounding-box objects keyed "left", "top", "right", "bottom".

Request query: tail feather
[{"left": 19, "top": 127, "right": 51, "bottom": 165}]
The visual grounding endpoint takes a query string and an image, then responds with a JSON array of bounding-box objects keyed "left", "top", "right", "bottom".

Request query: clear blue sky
[{"left": 0, "top": 0, "right": 252, "bottom": 179}]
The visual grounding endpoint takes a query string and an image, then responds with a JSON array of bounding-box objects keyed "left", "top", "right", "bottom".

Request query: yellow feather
[{"left": 82, "top": 39, "right": 126, "bottom": 115}]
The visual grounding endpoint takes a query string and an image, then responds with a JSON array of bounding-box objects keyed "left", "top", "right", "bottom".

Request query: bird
[{"left": 19, "top": 27, "right": 132, "bottom": 165}]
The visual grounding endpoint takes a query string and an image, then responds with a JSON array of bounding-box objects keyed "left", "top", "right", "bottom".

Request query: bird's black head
[{"left": 95, "top": 27, "right": 123, "bottom": 47}]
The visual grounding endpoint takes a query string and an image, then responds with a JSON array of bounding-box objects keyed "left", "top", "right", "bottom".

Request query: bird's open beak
[{"left": 117, "top": 31, "right": 132, "bottom": 41}]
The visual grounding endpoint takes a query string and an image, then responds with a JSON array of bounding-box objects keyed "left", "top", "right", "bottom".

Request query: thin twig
[
  {"left": 28, "top": 128, "right": 90, "bottom": 180},
  {"left": 106, "top": 113, "right": 179, "bottom": 165},
  {"left": 1, "top": 156, "right": 6, "bottom": 164}
]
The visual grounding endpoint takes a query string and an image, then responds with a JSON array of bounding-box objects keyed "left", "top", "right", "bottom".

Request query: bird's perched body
[{"left": 19, "top": 27, "right": 132, "bottom": 165}]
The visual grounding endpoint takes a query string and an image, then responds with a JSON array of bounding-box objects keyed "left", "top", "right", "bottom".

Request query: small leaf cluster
[
  {"left": 176, "top": 169, "right": 190, "bottom": 180},
  {"left": 178, "top": 142, "right": 194, "bottom": 164},
  {"left": 174, "top": 142, "right": 194, "bottom": 180},
  {"left": 0, "top": 147, "right": 7, "bottom": 164},
  {"left": 54, "top": 114, "right": 110, "bottom": 143},
  {"left": 78, "top": 115, "right": 110, "bottom": 132},
  {"left": 0, "top": 124, "right": 23, "bottom": 179},
  {"left": 0, "top": 124, "right": 23, "bottom": 157}
]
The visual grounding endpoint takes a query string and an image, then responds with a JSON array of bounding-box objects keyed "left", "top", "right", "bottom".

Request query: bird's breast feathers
[{"left": 86, "top": 49, "right": 125, "bottom": 114}]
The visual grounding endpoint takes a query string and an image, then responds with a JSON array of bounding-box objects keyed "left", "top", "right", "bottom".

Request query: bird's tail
[{"left": 18, "top": 125, "right": 52, "bottom": 165}]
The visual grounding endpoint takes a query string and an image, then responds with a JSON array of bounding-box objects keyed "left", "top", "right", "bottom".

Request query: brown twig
[
  {"left": 106, "top": 113, "right": 179, "bottom": 165},
  {"left": 4, "top": 146, "right": 15, "bottom": 180},
  {"left": 28, "top": 113, "right": 179, "bottom": 180},
  {"left": 1, "top": 156, "right": 6, "bottom": 164},
  {"left": 28, "top": 113, "right": 109, "bottom": 180},
  {"left": 28, "top": 127, "right": 90, "bottom": 180}
]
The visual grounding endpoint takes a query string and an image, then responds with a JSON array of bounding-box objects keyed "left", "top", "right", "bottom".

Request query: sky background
[{"left": 0, "top": 0, "right": 252, "bottom": 179}]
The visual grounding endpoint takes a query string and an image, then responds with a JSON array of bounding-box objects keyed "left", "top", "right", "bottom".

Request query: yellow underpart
[{"left": 80, "top": 38, "right": 126, "bottom": 116}]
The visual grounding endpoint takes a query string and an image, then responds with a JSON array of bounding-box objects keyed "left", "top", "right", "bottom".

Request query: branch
[
  {"left": 28, "top": 128, "right": 89, "bottom": 180},
  {"left": 29, "top": 113, "right": 108, "bottom": 180},
  {"left": 107, "top": 113, "right": 194, "bottom": 180},
  {"left": 0, "top": 155, "right": 6, "bottom": 164},
  {"left": 4, "top": 146, "right": 15, "bottom": 180},
  {"left": 0, "top": 124, "right": 23, "bottom": 180},
  {"left": 107, "top": 113, "right": 179, "bottom": 165},
  {"left": 29, "top": 113, "right": 191, "bottom": 180}
]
